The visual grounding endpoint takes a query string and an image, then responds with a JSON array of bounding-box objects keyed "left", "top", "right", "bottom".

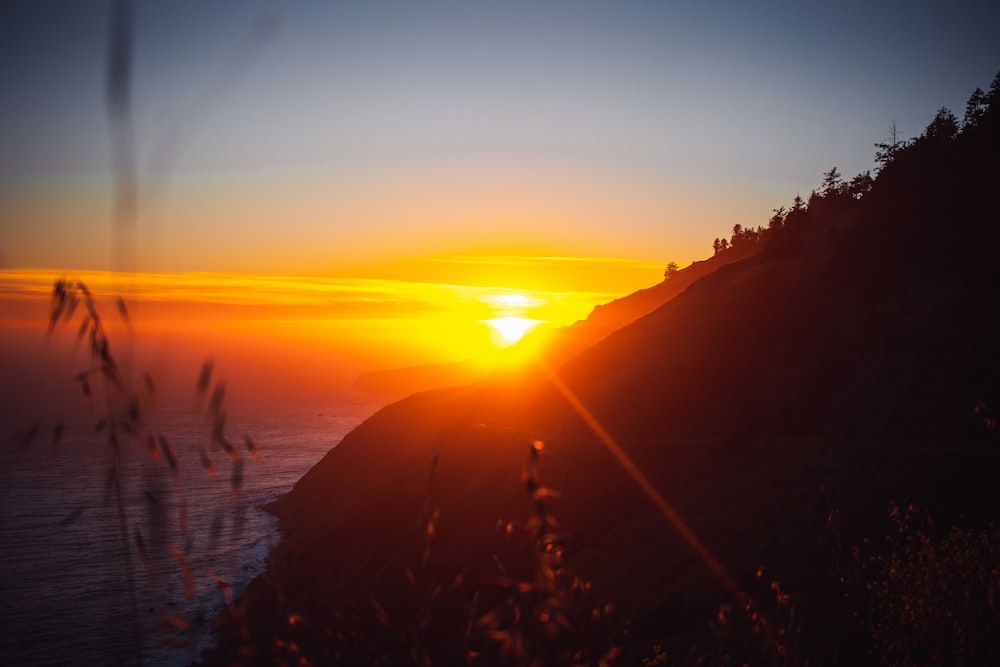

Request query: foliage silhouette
[{"left": 199, "top": 69, "right": 1000, "bottom": 666}]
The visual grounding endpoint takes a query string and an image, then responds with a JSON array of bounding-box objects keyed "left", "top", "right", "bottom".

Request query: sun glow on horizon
[
  {"left": 478, "top": 291, "right": 547, "bottom": 348},
  {"left": 484, "top": 316, "right": 542, "bottom": 346},
  {"left": 0, "top": 268, "right": 623, "bottom": 365}
]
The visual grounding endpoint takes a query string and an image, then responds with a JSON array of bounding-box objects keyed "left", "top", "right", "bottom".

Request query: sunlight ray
[{"left": 534, "top": 357, "right": 788, "bottom": 655}]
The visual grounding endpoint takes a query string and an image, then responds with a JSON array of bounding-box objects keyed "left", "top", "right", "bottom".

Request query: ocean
[{"left": 0, "top": 358, "right": 388, "bottom": 667}]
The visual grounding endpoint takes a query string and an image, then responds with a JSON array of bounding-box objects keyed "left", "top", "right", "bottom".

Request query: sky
[
  {"left": 1, "top": 0, "right": 999, "bottom": 291},
  {"left": 0, "top": 267, "right": 618, "bottom": 367}
]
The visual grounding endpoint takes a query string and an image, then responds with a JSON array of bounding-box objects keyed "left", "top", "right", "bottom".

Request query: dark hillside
[{"left": 205, "top": 75, "right": 1000, "bottom": 666}]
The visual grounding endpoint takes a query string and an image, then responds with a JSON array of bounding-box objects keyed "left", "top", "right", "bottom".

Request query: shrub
[{"left": 856, "top": 502, "right": 1000, "bottom": 666}]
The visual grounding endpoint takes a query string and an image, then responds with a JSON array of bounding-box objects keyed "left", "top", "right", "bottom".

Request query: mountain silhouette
[{"left": 203, "top": 74, "right": 1000, "bottom": 666}]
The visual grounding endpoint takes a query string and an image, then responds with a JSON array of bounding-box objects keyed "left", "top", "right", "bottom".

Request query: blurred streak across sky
[{"left": 1, "top": 0, "right": 999, "bottom": 277}]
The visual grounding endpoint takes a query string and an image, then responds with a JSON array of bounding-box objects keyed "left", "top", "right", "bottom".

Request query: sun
[
  {"left": 480, "top": 291, "right": 546, "bottom": 348},
  {"left": 484, "top": 316, "right": 541, "bottom": 345}
]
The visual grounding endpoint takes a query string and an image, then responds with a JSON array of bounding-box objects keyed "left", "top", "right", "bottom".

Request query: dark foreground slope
[{"left": 204, "top": 93, "right": 1000, "bottom": 666}]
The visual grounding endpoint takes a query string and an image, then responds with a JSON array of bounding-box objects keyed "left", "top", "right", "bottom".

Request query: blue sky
[{"left": 2, "top": 0, "right": 998, "bottom": 276}]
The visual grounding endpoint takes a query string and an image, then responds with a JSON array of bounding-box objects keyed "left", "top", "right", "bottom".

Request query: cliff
[{"left": 204, "top": 81, "right": 1000, "bottom": 666}]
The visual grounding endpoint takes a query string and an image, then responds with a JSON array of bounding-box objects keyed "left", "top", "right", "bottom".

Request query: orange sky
[
  {"left": 0, "top": 258, "right": 662, "bottom": 384},
  {"left": 9, "top": 5, "right": 994, "bottom": 393},
  {"left": 3, "top": 3, "right": 998, "bottom": 337}
]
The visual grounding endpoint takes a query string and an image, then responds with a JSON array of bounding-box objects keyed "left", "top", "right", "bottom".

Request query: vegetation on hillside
[
  {"left": 194, "top": 71, "right": 1000, "bottom": 667},
  {"left": 702, "top": 68, "right": 1000, "bottom": 270}
]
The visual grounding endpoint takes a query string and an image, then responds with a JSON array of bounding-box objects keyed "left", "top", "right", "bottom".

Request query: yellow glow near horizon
[{"left": 0, "top": 267, "right": 628, "bottom": 366}]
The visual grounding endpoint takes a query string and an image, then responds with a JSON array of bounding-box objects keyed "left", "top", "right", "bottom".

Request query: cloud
[{"left": 0, "top": 268, "right": 612, "bottom": 327}]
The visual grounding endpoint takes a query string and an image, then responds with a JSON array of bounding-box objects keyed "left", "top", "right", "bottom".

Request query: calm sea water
[{"left": 0, "top": 375, "right": 387, "bottom": 666}]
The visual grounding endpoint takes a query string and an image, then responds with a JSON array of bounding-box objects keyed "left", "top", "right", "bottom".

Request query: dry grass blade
[
  {"left": 17, "top": 419, "right": 42, "bottom": 456},
  {"left": 142, "top": 371, "right": 156, "bottom": 398},
  {"left": 134, "top": 529, "right": 148, "bottom": 563},
  {"left": 208, "top": 508, "right": 224, "bottom": 551},
  {"left": 230, "top": 458, "right": 244, "bottom": 492},
  {"left": 215, "top": 576, "right": 233, "bottom": 606},
  {"left": 145, "top": 434, "right": 160, "bottom": 461},
  {"left": 49, "top": 421, "right": 64, "bottom": 454},
  {"left": 97, "top": 337, "right": 123, "bottom": 388},
  {"left": 199, "top": 448, "right": 217, "bottom": 479},
  {"left": 370, "top": 595, "right": 390, "bottom": 627},
  {"left": 178, "top": 496, "right": 188, "bottom": 537},
  {"left": 212, "top": 412, "right": 227, "bottom": 444},
  {"left": 157, "top": 434, "right": 178, "bottom": 473},
  {"left": 127, "top": 399, "right": 141, "bottom": 426},
  {"left": 48, "top": 278, "right": 67, "bottom": 333},
  {"left": 197, "top": 360, "right": 214, "bottom": 394},
  {"left": 75, "top": 316, "right": 91, "bottom": 347},
  {"left": 243, "top": 434, "right": 260, "bottom": 461},
  {"left": 169, "top": 544, "right": 196, "bottom": 601},
  {"left": 80, "top": 378, "right": 93, "bottom": 402},
  {"left": 213, "top": 576, "right": 248, "bottom": 628},
  {"left": 220, "top": 437, "right": 237, "bottom": 461},
  {"left": 65, "top": 293, "right": 79, "bottom": 320},
  {"left": 209, "top": 383, "right": 226, "bottom": 415},
  {"left": 116, "top": 296, "right": 130, "bottom": 323},
  {"left": 156, "top": 613, "right": 191, "bottom": 634},
  {"left": 104, "top": 464, "right": 118, "bottom": 500},
  {"left": 108, "top": 429, "right": 120, "bottom": 459}
]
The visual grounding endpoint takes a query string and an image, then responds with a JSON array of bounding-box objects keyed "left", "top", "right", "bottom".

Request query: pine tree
[
  {"left": 820, "top": 167, "right": 843, "bottom": 197},
  {"left": 874, "top": 121, "right": 912, "bottom": 170},
  {"left": 922, "top": 107, "right": 959, "bottom": 143},
  {"left": 963, "top": 88, "right": 988, "bottom": 129}
]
